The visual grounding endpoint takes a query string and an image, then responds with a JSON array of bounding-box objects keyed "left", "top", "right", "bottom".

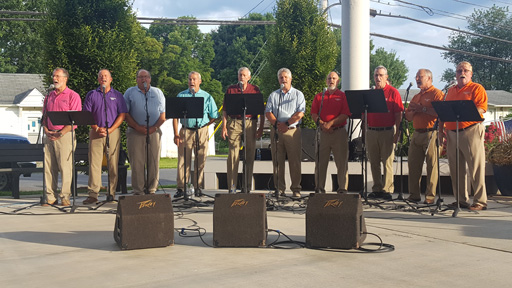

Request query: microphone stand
[
  {"left": 314, "top": 89, "right": 326, "bottom": 193},
  {"left": 396, "top": 84, "right": 412, "bottom": 201},
  {"left": 144, "top": 85, "right": 150, "bottom": 195},
  {"left": 241, "top": 84, "right": 248, "bottom": 193},
  {"left": 93, "top": 86, "right": 115, "bottom": 209},
  {"left": 273, "top": 88, "right": 283, "bottom": 199}
]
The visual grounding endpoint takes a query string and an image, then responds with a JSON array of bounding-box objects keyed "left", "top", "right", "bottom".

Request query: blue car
[{"left": 0, "top": 134, "right": 37, "bottom": 191}]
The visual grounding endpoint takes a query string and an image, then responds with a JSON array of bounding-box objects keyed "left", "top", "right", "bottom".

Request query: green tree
[
  {"left": 147, "top": 18, "right": 223, "bottom": 106},
  {"left": 442, "top": 5, "right": 512, "bottom": 91},
  {"left": 42, "top": 0, "right": 142, "bottom": 142},
  {"left": 262, "top": 0, "right": 338, "bottom": 128},
  {"left": 211, "top": 13, "right": 274, "bottom": 90},
  {"left": 0, "top": 0, "right": 45, "bottom": 73},
  {"left": 370, "top": 46, "right": 408, "bottom": 88}
]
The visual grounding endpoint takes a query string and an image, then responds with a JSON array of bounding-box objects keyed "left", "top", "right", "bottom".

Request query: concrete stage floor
[{"left": 1, "top": 189, "right": 511, "bottom": 288}]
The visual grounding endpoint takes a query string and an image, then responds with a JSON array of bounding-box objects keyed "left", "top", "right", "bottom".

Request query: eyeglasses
[
  {"left": 137, "top": 75, "right": 150, "bottom": 79},
  {"left": 456, "top": 69, "right": 472, "bottom": 74},
  {"left": 52, "top": 75, "right": 67, "bottom": 78}
]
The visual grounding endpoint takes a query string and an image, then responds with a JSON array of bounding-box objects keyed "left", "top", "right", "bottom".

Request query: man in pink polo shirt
[{"left": 42, "top": 67, "right": 82, "bottom": 206}]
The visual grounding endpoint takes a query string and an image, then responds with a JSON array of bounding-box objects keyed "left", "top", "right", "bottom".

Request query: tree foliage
[
  {"left": 370, "top": 46, "right": 408, "bottom": 88},
  {"left": 0, "top": 0, "right": 45, "bottom": 73},
  {"left": 147, "top": 18, "right": 223, "bottom": 106},
  {"left": 442, "top": 5, "right": 512, "bottom": 91},
  {"left": 211, "top": 13, "right": 274, "bottom": 90},
  {"left": 42, "top": 0, "right": 141, "bottom": 142},
  {"left": 262, "top": 0, "right": 338, "bottom": 128}
]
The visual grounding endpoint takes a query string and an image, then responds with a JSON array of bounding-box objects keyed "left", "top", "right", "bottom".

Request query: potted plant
[{"left": 485, "top": 122, "right": 512, "bottom": 196}]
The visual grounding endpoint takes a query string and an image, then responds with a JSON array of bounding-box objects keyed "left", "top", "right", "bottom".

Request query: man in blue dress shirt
[
  {"left": 123, "top": 69, "right": 166, "bottom": 195},
  {"left": 173, "top": 71, "right": 219, "bottom": 197}
]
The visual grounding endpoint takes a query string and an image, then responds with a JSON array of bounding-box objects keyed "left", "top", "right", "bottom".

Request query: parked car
[{"left": 0, "top": 134, "right": 37, "bottom": 191}]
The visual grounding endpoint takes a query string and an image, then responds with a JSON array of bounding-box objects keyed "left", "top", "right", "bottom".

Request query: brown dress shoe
[
  {"left": 292, "top": 192, "right": 301, "bottom": 198},
  {"left": 82, "top": 197, "right": 98, "bottom": 205},
  {"left": 469, "top": 204, "right": 487, "bottom": 211},
  {"left": 60, "top": 199, "right": 71, "bottom": 206},
  {"left": 42, "top": 200, "right": 58, "bottom": 206},
  {"left": 423, "top": 198, "right": 435, "bottom": 205}
]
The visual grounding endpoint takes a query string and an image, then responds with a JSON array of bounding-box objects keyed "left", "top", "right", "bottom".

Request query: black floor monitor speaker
[
  {"left": 213, "top": 193, "right": 267, "bottom": 247},
  {"left": 114, "top": 194, "right": 174, "bottom": 250},
  {"left": 306, "top": 193, "right": 366, "bottom": 249}
]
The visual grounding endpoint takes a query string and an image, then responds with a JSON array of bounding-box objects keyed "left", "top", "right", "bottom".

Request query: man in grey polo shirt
[
  {"left": 124, "top": 69, "right": 166, "bottom": 195},
  {"left": 265, "top": 68, "right": 305, "bottom": 198}
]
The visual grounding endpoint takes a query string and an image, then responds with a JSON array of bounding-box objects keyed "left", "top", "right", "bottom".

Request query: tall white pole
[
  {"left": 342, "top": 0, "right": 369, "bottom": 141},
  {"left": 341, "top": 0, "right": 369, "bottom": 91}
]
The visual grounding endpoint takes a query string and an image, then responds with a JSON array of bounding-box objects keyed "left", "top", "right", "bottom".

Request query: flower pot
[{"left": 492, "top": 164, "right": 512, "bottom": 196}]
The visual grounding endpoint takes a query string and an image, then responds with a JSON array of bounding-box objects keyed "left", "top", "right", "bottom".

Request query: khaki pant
[
  {"left": 226, "top": 118, "right": 257, "bottom": 191},
  {"left": 446, "top": 124, "right": 487, "bottom": 206},
  {"left": 366, "top": 128, "right": 395, "bottom": 193},
  {"left": 407, "top": 130, "right": 439, "bottom": 200},
  {"left": 270, "top": 127, "right": 302, "bottom": 193},
  {"left": 315, "top": 128, "right": 349, "bottom": 193},
  {"left": 177, "top": 126, "right": 209, "bottom": 190},
  {"left": 127, "top": 127, "right": 161, "bottom": 194},
  {"left": 44, "top": 132, "right": 75, "bottom": 203},
  {"left": 87, "top": 128, "right": 121, "bottom": 198}
]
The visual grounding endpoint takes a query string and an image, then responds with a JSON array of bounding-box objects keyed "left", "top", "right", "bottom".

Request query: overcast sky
[{"left": 131, "top": 0, "right": 511, "bottom": 90}]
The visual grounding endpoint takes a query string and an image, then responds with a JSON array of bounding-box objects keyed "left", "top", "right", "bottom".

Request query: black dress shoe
[
  {"left": 194, "top": 189, "right": 202, "bottom": 197},
  {"left": 382, "top": 193, "right": 393, "bottom": 200},
  {"left": 174, "top": 189, "right": 184, "bottom": 198},
  {"left": 368, "top": 192, "right": 384, "bottom": 199}
]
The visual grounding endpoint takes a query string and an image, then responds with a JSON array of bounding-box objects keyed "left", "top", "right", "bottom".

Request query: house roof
[
  {"left": 0, "top": 73, "right": 46, "bottom": 105},
  {"left": 397, "top": 88, "right": 512, "bottom": 107}
]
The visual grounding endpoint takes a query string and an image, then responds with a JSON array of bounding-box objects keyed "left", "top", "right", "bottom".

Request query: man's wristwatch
[{"left": 422, "top": 106, "right": 427, "bottom": 113}]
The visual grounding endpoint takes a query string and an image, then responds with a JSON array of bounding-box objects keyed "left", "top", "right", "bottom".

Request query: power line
[
  {"left": 371, "top": 32, "right": 512, "bottom": 63},
  {"left": 376, "top": 12, "right": 512, "bottom": 45}
]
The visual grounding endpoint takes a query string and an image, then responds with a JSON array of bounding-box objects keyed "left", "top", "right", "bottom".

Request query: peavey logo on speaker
[
  {"left": 323, "top": 199, "right": 343, "bottom": 208},
  {"left": 230, "top": 199, "right": 249, "bottom": 207},
  {"left": 137, "top": 199, "right": 157, "bottom": 209}
]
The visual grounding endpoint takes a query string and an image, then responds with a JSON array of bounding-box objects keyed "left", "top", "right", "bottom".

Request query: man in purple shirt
[
  {"left": 82, "top": 69, "right": 127, "bottom": 204},
  {"left": 42, "top": 67, "right": 82, "bottom": 207}
]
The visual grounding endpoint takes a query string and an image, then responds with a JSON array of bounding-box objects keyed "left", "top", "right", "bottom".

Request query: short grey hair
[
  {"left": 418, "top": 68, "right": 432, "bottom": 79},
  {"left": 238, "top": 67, "right": 251, "bottom": 76},
  {"left": 189, "top": 71, "right": 202, "bottom": 80},
  {"left": 374, "top": 65, "right": 388, "bottom": 75},
  {"left": 136, "top": 69, "right": 151, "bottom": 78},
  {"left": 53, "top": 67, "right": 69, "bottom": 78},
  {"left": 277, "top": 68, "right": 292, "bottom": 79}
]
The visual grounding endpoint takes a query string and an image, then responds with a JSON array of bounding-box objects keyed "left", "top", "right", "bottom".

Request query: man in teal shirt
[{"left": 173, "top": 71, "right": 219, "bottom": 197}]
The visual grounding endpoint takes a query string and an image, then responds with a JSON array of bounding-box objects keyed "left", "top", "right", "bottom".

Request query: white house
[{"left": 0, "top": 73, "right": 47, "bottom": 143}]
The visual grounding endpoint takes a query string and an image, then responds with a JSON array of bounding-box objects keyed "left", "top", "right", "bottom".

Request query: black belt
[
  {"left": 332, "top": 126, "right": 345, "bottom": 131},
  {"left": 415, "top": 128, "right": 435, "bottom": 133},
  {"left": 186, "top": 125, "right": 207, "bottom": 131},
  {"left": 231, "top": 115, "right": 255, "bottom": 120},
  {"left": 450, "top": 123, "right": 477, "bottom": 132},
  {"left": 368, "top": 126, "right": 393, "bottom": 131}
]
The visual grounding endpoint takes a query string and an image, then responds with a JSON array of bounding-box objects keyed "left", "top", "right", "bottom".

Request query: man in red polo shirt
[
  {"left": 222, "top": 67, "right": 264, "bottom": 193},
  {"left": 311, "top": 71, "right": 351, "bottom": 193},
  {"left": 440, "top": 61, "right": 488, "bottom": 211},
  {"left": 366, "top": 65, "right": 404, "bottom": 200}
]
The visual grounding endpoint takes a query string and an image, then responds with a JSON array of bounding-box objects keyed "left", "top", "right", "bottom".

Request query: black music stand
[
  {"left": 166, "top": 97, "right": 204, "bottom": 201},
  {"left": 432, "top": 100, "right": 483, "bottom": 217},
  {"left": 224, "top": 93, "right": 264, "bottom": 193},
  {"left": 47, "top": 110, "right": 95, "bottom": 213},
  {"left": 345, "top": 89, "right": 387, "bottom": 202}
]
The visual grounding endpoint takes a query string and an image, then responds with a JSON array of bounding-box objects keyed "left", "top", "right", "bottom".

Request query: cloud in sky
[{"left": 131, "top": 0, "right": 509, "bottom": 90}]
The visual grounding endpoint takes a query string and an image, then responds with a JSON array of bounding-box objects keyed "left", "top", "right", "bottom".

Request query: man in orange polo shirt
[
  {"left": 311, "top": 71, "right": 351, "bottom": 193},
  {"left": 366, "top": 65, "right": 404, "bottom": 200},
  {"left": 440, "top": 61, "right": 488, "bottom": 211},
  {"left": 405, "top": 69, "right": 444, "bottom": 204}
]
